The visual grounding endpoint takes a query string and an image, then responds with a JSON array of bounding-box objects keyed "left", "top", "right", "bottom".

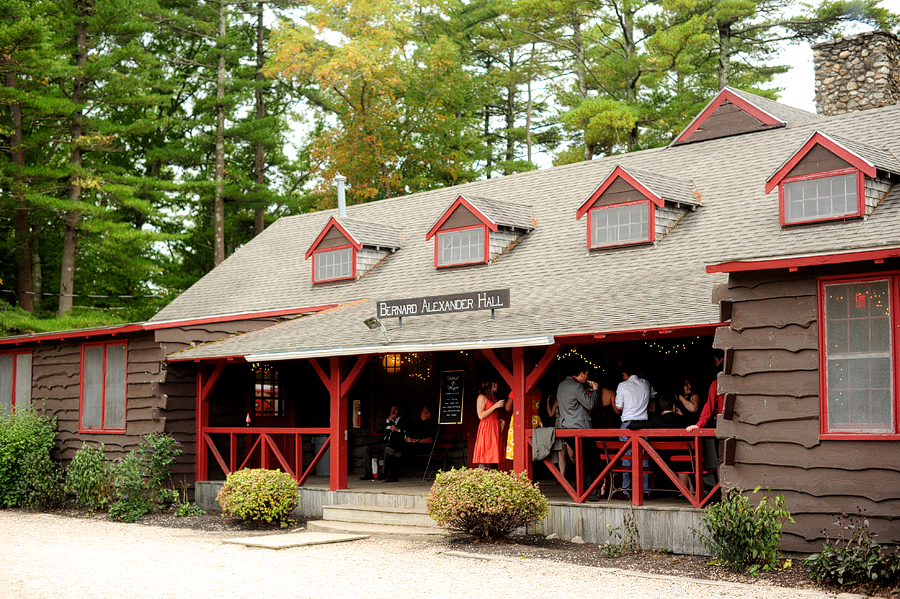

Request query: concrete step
[
  {"left": 322, "top": 504, "right": 438, "bottom": 528},
  {"left": 307, "top": 519, "right": 447, "bottom": 541}
]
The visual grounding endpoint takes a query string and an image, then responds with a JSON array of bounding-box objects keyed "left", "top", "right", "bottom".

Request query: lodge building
[{"left": 2, "top": 30, "right": 900, "bottom": 552}]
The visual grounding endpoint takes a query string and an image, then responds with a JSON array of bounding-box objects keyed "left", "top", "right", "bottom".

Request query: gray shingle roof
[
  {"left": 437, "top": 194, "right": 535, "bottom": 232},
  {"left": 155, "top": 100, "right": 900, "bottom": 360},
  {"left": 335, "top": 216, "right": 402, "bottom": 249},
  {"left": 820, "top": 131, "right": 900, "bottom": 174}
]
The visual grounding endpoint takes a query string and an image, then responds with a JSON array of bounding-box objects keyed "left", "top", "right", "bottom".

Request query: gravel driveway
[{"left": 0, "top": 511, "right": 835, "bottom": 599}]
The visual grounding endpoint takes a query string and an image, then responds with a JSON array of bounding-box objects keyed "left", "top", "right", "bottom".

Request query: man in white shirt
[{"left": 613, "top": 361, "right": 656, "bottom": 495}]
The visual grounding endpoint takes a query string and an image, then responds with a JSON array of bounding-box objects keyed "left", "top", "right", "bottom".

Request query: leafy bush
[
  {"left": 138, "top": 433, "right": 182, "bottom": 507},
  {"left": 66, "top": 443, "right": 111, "bottom": 510},
  {"left": 106, "top": 433, "right": 182, "bottom": 522},
  {"left": 216, "top": 468, "right": 298, "bottom": 524},
  {"left": 696, "top": 487, "right": 793, "bottom": 574},
  {"left": 425, "top": 468, "right": 550, "bottom": 540},
  {"left": 806, "top": 513, "right": 900, "bottom": 587},
  {"left": 0, "top": 410, "right": 58, "bottom": 508},
  {"left": 18, "top": 451, "right": 65, "bottom": 510},
  {"left": 175, "top": 502, "right": 206, "bottom": 517},
  {"left": 109, "top": 451, "right": 151, "bottom": 522}
]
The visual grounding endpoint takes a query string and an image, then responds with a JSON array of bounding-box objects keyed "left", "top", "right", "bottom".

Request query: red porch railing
[
  {"left": 526, "top": 428, "right": 720, "bottom": 508},
  {"left": 199, "top": 427, "right": 331, "bottom": 485}
]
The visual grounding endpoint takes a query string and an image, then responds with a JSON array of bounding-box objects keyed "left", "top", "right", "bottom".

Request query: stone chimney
[{"left": 812, "top": 30, "right": 900, "bottom": 116}]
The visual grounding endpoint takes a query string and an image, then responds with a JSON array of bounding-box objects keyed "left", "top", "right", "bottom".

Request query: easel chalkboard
[{"left": 438, "top": 370, "right": 465, "bottom": 425}]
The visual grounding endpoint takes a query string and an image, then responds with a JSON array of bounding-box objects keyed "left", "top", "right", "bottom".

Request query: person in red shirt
[{"left": 686, "top": 350, "right": 725, "bottom": 432}]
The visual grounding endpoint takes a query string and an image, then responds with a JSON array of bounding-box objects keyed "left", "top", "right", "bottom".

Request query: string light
[
  {"left": 645, "top": 336, "right": 701, "bottom": 356},
  {"left": 555, "top": 348, "right": 604, "bottom": 372}
]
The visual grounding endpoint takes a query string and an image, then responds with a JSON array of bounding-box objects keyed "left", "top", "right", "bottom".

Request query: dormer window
[
  {"left": 427, "top": 194, "right": 534, "bottom": 269},
  {"left": 590, "top": 201, "right": 651, "bottom": 248},
  {"left": 305, "top": 216, "right": 402, "bottom": 284},
  {"left": 577, "top": 166, "right": 698, "bottom": 250},
  {"left": 766, "top": 131, "right": 899, "bottom": 227},
  {"left": 436, "top": 226, "right": 486, "bottom": 267},
  {"left": 314, "top": 246, "right": 355, "bottom": 282},
  {"left": 782, "top": 170, "right": 860, "bottom": 225}
]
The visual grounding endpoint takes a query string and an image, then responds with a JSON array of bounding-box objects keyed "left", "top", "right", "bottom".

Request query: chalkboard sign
[{"left": 438, "top": 370, "right": 465, "bottom": 425}]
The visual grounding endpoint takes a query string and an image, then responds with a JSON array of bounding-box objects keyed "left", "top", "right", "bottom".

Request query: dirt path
[{"left": 0, "top": 511, "right": 838, "bottom": 599}]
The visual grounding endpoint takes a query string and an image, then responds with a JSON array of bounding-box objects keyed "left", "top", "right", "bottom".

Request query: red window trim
[
  {"left": 312, "top": 244, "right": 357, "bottom": 283},
  {"left": 779, "top": 168, "right": 864, "bottom": 226},
  {"left": 0, "top": 349, "right": 31, "bottom": 411},
  {"left": 79, "top": 340, "right": 128, "bottom": 434},
  {"left": 817, "top": 271, "right": 900, "bottom": 440},
  {"left": 433, "top": 224, "right": 489, "bottom": 268},
  {"left": 587, "top": 200, "right": 656, "bottom": 250}
]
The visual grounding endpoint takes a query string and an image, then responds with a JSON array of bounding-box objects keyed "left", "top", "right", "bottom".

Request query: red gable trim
[
  {"left": 426, "top": 194, "right": 498, "bottom": 240},
  {"left": 707, "top": 247, "right": 900, "bottom": 274},
  {"left": 765, "top": 131, "right": 877, "bottom": 193},
  {"left": 674, "top": 88, "right": 783, "bottom": 145},
  {"left": 167, "top": 354, "right": 249, "bottom": 363},
  {"left": 304, "top": 217, "right": 362, "bottom": 259},
  {"left": 576, "top": 166, "right": 664, "bottom": 220}
]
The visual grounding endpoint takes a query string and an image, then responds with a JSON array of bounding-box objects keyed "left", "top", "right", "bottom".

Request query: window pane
[
  {"left": 591, "top": 204, "right": 649, "bottom": 247},
  {"left": 104, "top": 344, "right": 127, "bottom": 430},
  {"left": 82, "top": 346, "right": 104, "bottom": 430},
  {"left": 0, "top": 355, "right": 13, "bottom": 416},
  {"left": 437, "top": 229, "right": 484, "bottom": 266},
  {"left": 785, "top": 173, "right": 857, "bottom": 223},
  {"left": 14, "top": 353, "right": 31, "bottom": 412},
  {"left": 823, "top": 279, "right": 893, "bottom": 433},
  {"left": 315, "top": 247, "right": 352, "bottom": 281}
]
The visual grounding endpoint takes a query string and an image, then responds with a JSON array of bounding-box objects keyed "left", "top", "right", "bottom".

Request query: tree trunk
[
  {"left": 6, "top": 71, "right": 33, "bottom": 313},
  {"left": 214, "top": 0, "right": 227, "bottom": 265},
  {"left": 31, "top": 236, "right": 42, "bottom": 311},
  {"left": 621, "top": 4, "right": 640, "bottom": 151},
  {"left": 253, "top": 1, "right": 266, "bottom": 236},
  {"left": 572, "top": 12, "right": 593, "bottom": 162},
  {"left": 717, "top": 20, "right": 732, "bottom": 90},
  {"left": 59, "top": 6, "right": 88, "bottom": 316}
]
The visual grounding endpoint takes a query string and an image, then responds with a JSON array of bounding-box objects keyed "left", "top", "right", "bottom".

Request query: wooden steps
[{"left": 307, "top": 504, "right": 446, "bottom": 540}]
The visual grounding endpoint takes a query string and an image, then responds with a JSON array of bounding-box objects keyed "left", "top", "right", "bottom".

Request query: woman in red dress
[{"left": 472, "top": 379, "right": 510, "bottom": 469}]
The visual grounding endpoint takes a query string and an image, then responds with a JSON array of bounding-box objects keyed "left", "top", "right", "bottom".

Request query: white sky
[{"left": 768, "top": 0, "right": 900, "bottom": 110}]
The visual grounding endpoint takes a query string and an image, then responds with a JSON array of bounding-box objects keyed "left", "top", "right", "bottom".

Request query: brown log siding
[{"left": 715, "top": 268, "right": 900, "bottom": 551}]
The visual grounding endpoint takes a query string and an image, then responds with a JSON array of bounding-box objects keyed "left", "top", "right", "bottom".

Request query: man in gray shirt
[{"left": 556, "top": 367, "right": 600, "bottom": 499}]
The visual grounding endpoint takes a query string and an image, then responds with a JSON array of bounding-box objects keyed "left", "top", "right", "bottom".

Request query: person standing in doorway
[{"left": 472, "top": 380, "right": 510, "bottom": 469}]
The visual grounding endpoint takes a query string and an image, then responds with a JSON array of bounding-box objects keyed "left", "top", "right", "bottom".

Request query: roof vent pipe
[{"left": 334, "top": 173, "right": 347, "bottom": 217}]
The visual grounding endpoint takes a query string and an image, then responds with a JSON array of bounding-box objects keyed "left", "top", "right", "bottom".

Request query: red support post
[
  {"left": 511, "top": 347, "right": 529, "bottom": 476},
  {"left": 328, "top": 357, "right": 346, "bottom": 491},
  {"left": 195, "top": 362, "right": 224, "bottom": 483}
]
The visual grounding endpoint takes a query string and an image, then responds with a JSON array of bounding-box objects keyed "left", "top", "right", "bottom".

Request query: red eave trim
[
  {"left": 0, "top": 324, "right": 144, "bottom": 347},
  {"left": 305, "top": 217, "right": 362, "bottom": 259},
  {"left": 707, "top": 247, "right": 900, "bottom": 274},
  {"left": 167, "top": 354, "right": 249, "bottom": 363},
  {"left": 675, "top": 88, "right": 783, "bottom": 145},
  {"left": 576, "top": 166, "right": 663, "bottom": 220},
  {"left": 144, "top": 305, "right": 335, "bottom": 330},
  {"left": 556, "top": 322, "right": 727, "bottom": 344},
  {"left": 765, "top": 131, "right": 877, "bottom": 193},
  {"left": 426, "top": 195, "right": 498, "bottom": 240}
]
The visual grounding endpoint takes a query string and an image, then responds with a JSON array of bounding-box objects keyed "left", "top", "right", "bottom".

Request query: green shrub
[
  {"left": 0, "top": 410, "right": 58, "bottom": 508},
  {"left": 696, "top": 487, "right": 793, "bottom": 574},
  {"left": 109, "top": 451, "right": 151, "bottom": 522},
  {"left": 66, "top": 443, "right": 111, "bottom": 510},
  {"left": 216, "top": 468, "right": 298, "bottom": 524},
  {"left": 425, "top": 468, "right": 550, "bottom": 540},
  {"left": 806, "top": 513, "right": 900, "bottom": 587},
  {"left": 18, "top": 451, "right": 65, "bottom": 510},
  {"left": 138, "top": 433, "right": 182, "bottom": 507}
]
